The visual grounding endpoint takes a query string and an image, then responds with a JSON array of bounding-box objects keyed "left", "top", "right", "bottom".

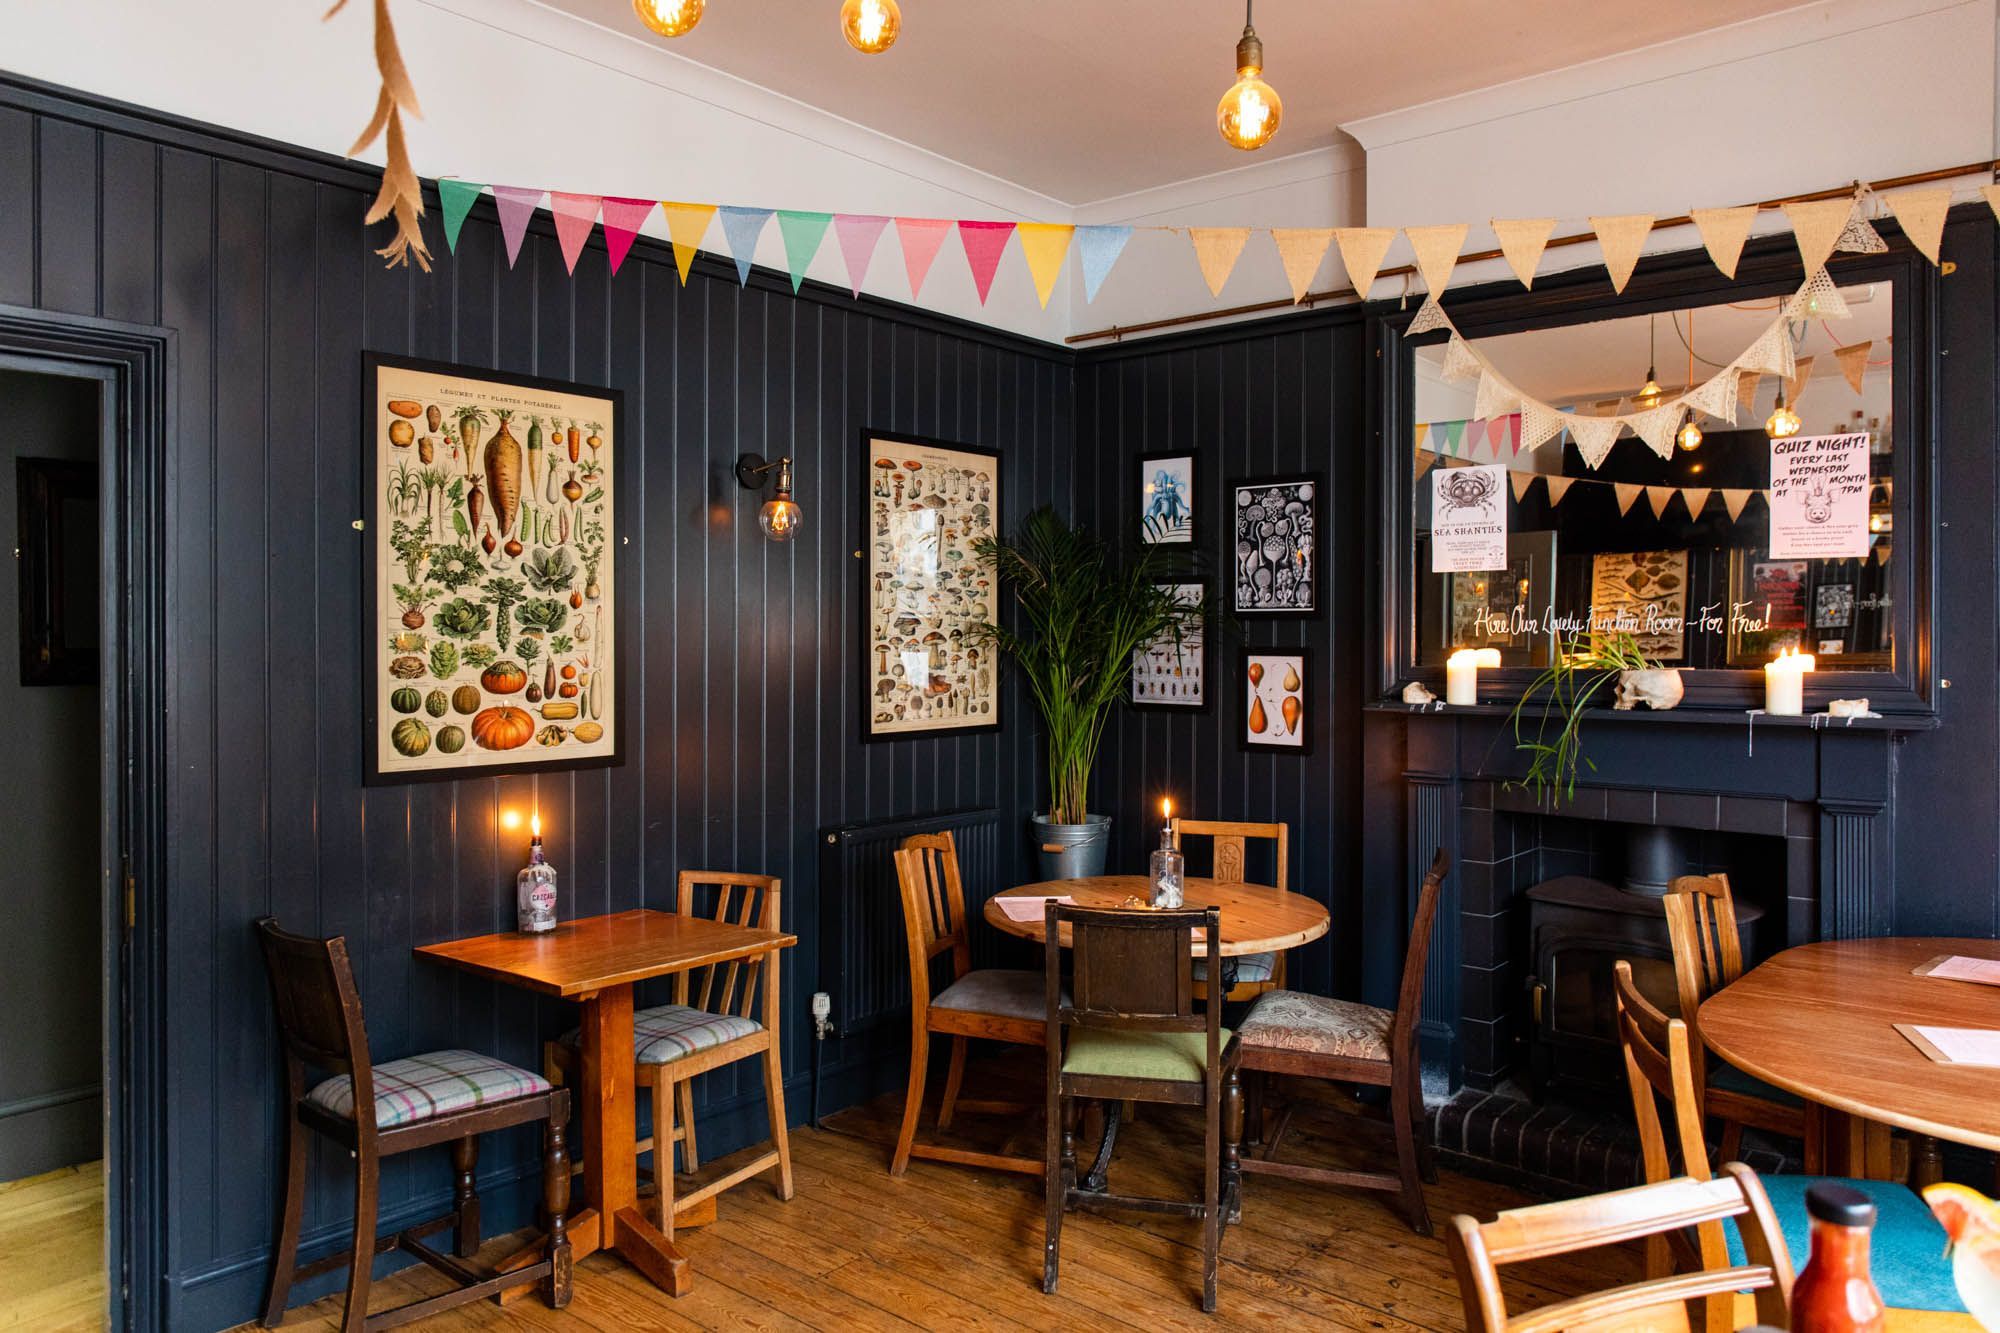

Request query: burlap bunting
[
  {"left": 1689, "top": 206, "right": 1758, "bottom": 280},
  {"left": 1984, "top": 185, "right": 2000, "bottom": 226},
  {"left": 1406, "top": 223, "right": 1470, "bottom": 298},
  {"left": 1613, "top": 483, "right": 1644, "bottom": 517},
  {"left": 1721, "top": 489, "right": 1755, "bottom": 522},
  {"left": 1414, "top": 447, "right": 1436, "bottom": 482},
  {"left": 331, "top": 0, "right": 431, "bottom": 270},
  {"left": 1737, "top": 369, "right": 1763, "bottom": 413},
  {"left": 1545, "top": 476, "right": 1576, "bottom": 506},
  {"left": 1270, "top": 228, "right": 1335, "bottom": 304},
  {"left": 1883, "top": 188, "right": 1951, "bottom": 265},
  {"left": 1782, "top": 197, "right": 1854, "bottom": 275},
  {"left": 1590, "top": 214, "right": 1654, "bottom": 293},
  {"left": 1647, "top": 486, "right": 1676, "bottom": 520},
  {"left": 1189, "top": 227, "right": 1251, "bottom": 297},
  {"left": 1682, "top": 488, "right": 1711, "bottom": 518},
  {"left": 1510, "top": 471, "right": 1537, "bottom": 502},
  {"left": 1491, "top": 218, "right": 1556, "bottom": 289},
  {"left": 1835, "top": 341, "right": 1872, "bottom": 394},
  {"left": 1786, "top": 355, "right": 1816, "bottom": 408},
  {"left": 1334, "top": 227, "right": 1397, "bottom": 299}
]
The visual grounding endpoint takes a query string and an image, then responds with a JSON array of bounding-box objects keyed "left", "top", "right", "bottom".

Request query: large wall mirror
[{"left": 1376, "top": 247, "right": 1934, "bottom": 714}]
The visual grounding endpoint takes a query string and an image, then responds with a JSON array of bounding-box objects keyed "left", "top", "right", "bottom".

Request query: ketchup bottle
[{"left": 1791, "top": 1183, "right": 1886, "bottom": 1333}]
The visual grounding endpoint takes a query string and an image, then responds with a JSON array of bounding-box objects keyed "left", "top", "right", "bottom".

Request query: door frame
[{"left": 0, "top": 303, "right": 173, "bottom": 1333}]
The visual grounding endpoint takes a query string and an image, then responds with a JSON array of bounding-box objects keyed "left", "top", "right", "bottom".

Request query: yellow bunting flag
[
  {"left": 1545, "top": 476, "right": 1576, "bottom": 506},
  {"left": 1333, "top": 227, "right": 1396, "bottom": 299},
  {"left": 658, "top": 202, "right": 718, "bottom": 285},
  {"left": 1884, "top": 188, "right": 1951, "bottom": 265},
  {"left": 1015, "top": 223, "right": 1074, "bottom": 309},
  {"left": 1782, "top": 197, "right": 1854, "bottom": 275},
  {"left": 1413, "top": 423, "right": 1430, "bottom": 451},
  {"left": 1613, "top": 482, "right": 1644, "bottom": 516},
  {"left": 1690, "top": 205, "right": 1758, "bottom": 279},
  {"left": 1835, "top": 341, "right": 1872, "bottom": 394},
  {"left": 1647, "top": 486, "right": 1676, "bottom": 520},
  {"left": 1590, "top": 214, "right": 1654, "bottom": 293},
  {"left": 1720, "top": 489, "right": 1755, "bottom": 522},
  {"left": 1984, "top": 184, "right": 2000, "bottom": 225},
  {"left": 1270, "top": 228, "right": 1334, "bottom": 303},
  {"left": 1491, "top": 217, "right": 1557, "bottom": 288},
  {"left": 1406, "top": 223, "right": 1470, "bottom": 299},
  {"left": 1189, "top": 227, "right": 1251, "bottom": 297},
  {"left": 1509, "top": 471, "right": 1537, "bottom": 502},
  {"left": 1681, "top": 488, "right": 1711, "bottom": 518}
]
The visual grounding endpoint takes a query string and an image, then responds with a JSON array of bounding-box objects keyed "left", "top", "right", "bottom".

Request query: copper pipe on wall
[{"left": 1065, "top": 158, "right": 2000, "bottom": 346}]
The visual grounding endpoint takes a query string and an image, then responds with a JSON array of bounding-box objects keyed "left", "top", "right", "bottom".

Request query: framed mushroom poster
[
  {"left": 862, "top": 430, "right": 1001, "bottom": 742},
  {"left": 364, "top": 353, "right": 622, "bottom": 784}
]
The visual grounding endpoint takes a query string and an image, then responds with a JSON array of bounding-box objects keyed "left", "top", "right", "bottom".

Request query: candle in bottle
[
  {"left": 517, "top": 812, "right": 559, "bottom": 933},
  {"left": 1150, "top": 796, "right": 1184, "bottom": 909},
  {"left": 1765, "top": 648, "right": 1815, "bottom": 717}
]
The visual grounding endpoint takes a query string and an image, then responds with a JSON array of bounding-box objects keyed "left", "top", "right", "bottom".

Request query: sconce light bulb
[{"left": 760, "top": 498, "right": 804, "bottom": 542}]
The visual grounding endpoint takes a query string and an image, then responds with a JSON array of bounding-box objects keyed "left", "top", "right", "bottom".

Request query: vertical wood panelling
[
  {"left": 34, "top": 116, "right": 96, "bottom": 314},
  {"left": 0, "top": 108, "right": 35, "bottom": 307}
]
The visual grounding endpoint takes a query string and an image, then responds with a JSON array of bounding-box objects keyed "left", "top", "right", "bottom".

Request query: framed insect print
[
  {"left": 363, "top": 353, "right": 623, "bottom": 784},
  {"left": 1138, "top": 450, "right": 1196, "bottom": 545},
  {"left": 1131, "top": 582, "right": 1207, "bottom": 711},
  {"left": 862, "top": 430, "right": 1002, "bottom": 741},
  {"left": 1230, "top": 474, "right": 1320, "bottom": 615},
  {"left": 1240, "top": 647, "right": 1310, "bottom": 754}
]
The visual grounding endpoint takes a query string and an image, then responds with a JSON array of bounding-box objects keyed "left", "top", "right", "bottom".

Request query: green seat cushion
[
  {"left": 1062, "top": 1027, "right": 1228, "bottom": 1082},
  {"left": 1724, "top": 1174, "right": 1963, "bottom": 1313},
  {"left": 1709, "top": 1059, "right": 1805, "bottom": 1109}
]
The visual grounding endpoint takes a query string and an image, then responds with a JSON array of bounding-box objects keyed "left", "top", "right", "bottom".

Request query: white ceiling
[{"left": 535, "top": 0, "right": 1809, "bottom": 204}]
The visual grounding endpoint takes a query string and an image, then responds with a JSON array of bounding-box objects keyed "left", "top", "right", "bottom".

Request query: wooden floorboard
[
  {"left": 238, "top": 1060, "right": 1637, "bottom": 1331},
  {"left": 0, "top": 1159, "right": 106, "bottom": 1332}
]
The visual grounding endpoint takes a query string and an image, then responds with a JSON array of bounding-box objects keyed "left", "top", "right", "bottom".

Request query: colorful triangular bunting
[
  {"left": 600, "top": 196, "right": 657, "bottom": 276},
  {"left": 548, "top": 193, "right": 601, "bottom": 275},
  {"left": 1015, "top": 223, "right": 1074, "bottom": 309},
  {"left": 1076, "top": 225, "right": 1133, "bottom": 303},
  {"left": 833, "top": 213, "right": 891, "bottom": 297},
  {"left": 717, "top": 206, "right": 774, "bottom": 285},
  {"left": 658, "top": 202, "right": 718, "bottom": 284},
  {"left": 895, "top": 218, "right": 953, "bottom": 298},
  {"left": 437, "top": 179, "right": 485, "bottom": 254},
  {"left": 958, "top": 221, "right": 1016, "bottom": 304},
  {"left": 491, "top": 186, "right": 544, "bottom": 268},
  {"left": 777, "top": 210, "right": 833, "bottom": 293}
]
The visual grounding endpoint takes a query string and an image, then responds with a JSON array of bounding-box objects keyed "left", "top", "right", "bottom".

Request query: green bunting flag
[
  {"left": 436, "top": 179, "right": 485, "bottom": 254},
  {"left": 777, "top": 211, "right": 834, "bottom": 293}
]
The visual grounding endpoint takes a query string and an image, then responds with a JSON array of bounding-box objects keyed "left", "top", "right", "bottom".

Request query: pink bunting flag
[
  {"left": 833, "top": 214, "right": 890, "bottom": 296},
  {"left": 895, "top": 218, "right": 953, "bottom": 298},
  {"left": 958, "top": 221, "right": 1017, "bottom": 305},
  {"left": 491, "top": 186, "right": 545, "bottom": 269},
  {"left": 549, "top": 193, "right": 602, "bottom": 275},
  {"left": 599, "top": 196, "right": 657, "bottom": 276}
]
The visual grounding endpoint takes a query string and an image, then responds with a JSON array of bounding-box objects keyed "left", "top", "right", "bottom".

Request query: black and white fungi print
[{"left": 1230, "top": 476, "right": 1318, "bottom": 615}]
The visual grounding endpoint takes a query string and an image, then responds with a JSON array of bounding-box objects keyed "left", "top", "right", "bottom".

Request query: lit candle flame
[
  {"left": 1162, "top": 796, "right": 1173, "bottom": 822},
  {"left": 531, "top": 812, "right": 542, "bottom": 839}
]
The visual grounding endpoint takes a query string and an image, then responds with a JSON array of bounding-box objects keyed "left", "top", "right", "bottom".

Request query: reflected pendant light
[
  {"left": 840, "top": 0, "right": 901, "bottom": 54},
  {"left": 1635, "top": 314, "right": 1664, "bottom": 408},
  {"left": 633, "top": 0, "right": 704, "bottom": 37},
  {"left": 1676, "top": 309, "right": 1703, "bottom": 451},
  {"left": 1766, "top": 389, "right": 1802, "bottom": 439},
  {"left": 1217, "top": 0, "right": 1283, "bottom": 151}
]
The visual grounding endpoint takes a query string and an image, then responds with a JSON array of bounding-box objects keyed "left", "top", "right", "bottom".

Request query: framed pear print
[{"left": 1240, "top": 647, "right": 1310, "bottom": 754}]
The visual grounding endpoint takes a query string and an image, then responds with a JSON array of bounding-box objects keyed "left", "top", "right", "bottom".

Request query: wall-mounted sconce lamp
[{"left": 736, "top": 453, "right": 803, "bottom": 543}]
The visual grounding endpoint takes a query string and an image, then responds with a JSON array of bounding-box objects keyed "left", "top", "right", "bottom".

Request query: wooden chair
[
  {"left": 1613, "top": 960, "right": 1968, "bottom": 1321},
  {"left": 546, "top": 871, "right": 793, "bottom": 1236},
  {"left": 1234, "top": 848, "right": 1448, "bottom": 1235},
  {"left": 891, "top": 831, "right": 1053, "bottom": 1177},
  {"left": 1170, "top": 818, "right": 1289, "bottom": 1000},
  {"left": 1661, "top": 873, "right": 1816, "bottom": 1168},
  {"left": 254, "top": 918, "right": 571, "bottom": 1332},
  {"left": 1447, "top": 1165, "right": 1793, "bottom": 1333},
  {"left": 1042, "top": 903, "right": 1242, "bottom": 1313}
]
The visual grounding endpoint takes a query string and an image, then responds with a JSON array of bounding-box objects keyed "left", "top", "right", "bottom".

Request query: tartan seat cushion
[
  {"left": 306, "top": 1049, "right": 552, "bottom": 1129},
  {"left": 932, "top": 969, "right": 1066, "bottom": 1023},
  {"left": 1192, "top": 951, "right": 1276, "bottom": 985},
  {"left": 560, "top": 1004, "right": 763, "bottom": 1066},
  {"left": 1237, "top": 990, "right": 1394, "bottom": 1063}
]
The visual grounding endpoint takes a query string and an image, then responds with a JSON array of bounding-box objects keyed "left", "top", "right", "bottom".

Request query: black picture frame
[
  {"left": 1237, "top": 645, "right": 1312, "bottom": 755},
  {"left": 1130, "top": 580, "right": 1210, "bottom": 713},
  {"left": 859, "top": 428, "right": 1004, "bottom": 744},
  {"left": 1229, "top": 472, "right": 1322, "bottom": 616},
  {"left": 362, "top": 351, "right": 626, "bottom": 786},
  {"left": 1137, "top": 449, "right": 1197, "bottom": 546},
  {"left": 16, "top": 456, "right": 98, "bottom": 686}
]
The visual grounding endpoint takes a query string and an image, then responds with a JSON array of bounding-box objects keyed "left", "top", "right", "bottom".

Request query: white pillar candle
[
  {"left": 1445, "top": 648, "right": 1501, "bottom": 706},
  {"left": 1764, "top": 649, "right": 1815, "bottom": 716}
]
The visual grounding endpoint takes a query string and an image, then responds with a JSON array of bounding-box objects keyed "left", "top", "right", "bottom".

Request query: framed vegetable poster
[
  {"left": 862, "top": 430, "right": 1001, "bottom": 742},
  {"left": 1138, "top": 451, "right": 1196, "bottom": 544},
  {"left": 1131, "top": 582, "right": 1207, "bottom": 711},
  {"left": 1240, "top": 647, "right": 1310, "bottom": 755},
  {"left": 363, "top": 353, "right": 622, "bottom": 784},
  {"left": 1230, "top": 474, "right": 1320, "bottom": 615}
]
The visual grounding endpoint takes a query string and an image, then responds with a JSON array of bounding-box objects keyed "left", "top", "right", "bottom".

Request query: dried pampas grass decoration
[{"left": 327, "top": 0, "right": 431, "bottom": 270}]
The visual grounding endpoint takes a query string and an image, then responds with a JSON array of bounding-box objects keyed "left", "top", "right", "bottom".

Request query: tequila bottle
[{"left": 517, "top": 818, "right": 558, "bottom": 933}]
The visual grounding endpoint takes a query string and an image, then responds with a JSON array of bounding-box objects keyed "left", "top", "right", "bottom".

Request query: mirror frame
[{"left": 1370, "top": 238, "right": 1937, "bottom": 716}]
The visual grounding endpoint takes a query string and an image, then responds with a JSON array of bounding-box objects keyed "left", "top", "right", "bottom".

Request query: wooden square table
[{"left": 416, "top": 908, "right": 796, "bottom": 1297}]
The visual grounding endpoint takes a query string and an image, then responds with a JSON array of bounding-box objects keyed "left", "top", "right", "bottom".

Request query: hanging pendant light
[
  {"left": 840, "top": 0, "right": 901, "bottom": 54},
  {"left": 1766, "top": 388, "right": 1802, "bottom": 438},
  {"left": 1216, "top": 0, "right": 1282, "bottom": 151},
  {"left": 1635, "top": 314, "right": 1663, "bottom": 408},
  {"left": 633, "top": 0, "right": 704, "bottom": 37},
  {"left": 1675, "top": 310, "right": 1703, "bottom": 451}
]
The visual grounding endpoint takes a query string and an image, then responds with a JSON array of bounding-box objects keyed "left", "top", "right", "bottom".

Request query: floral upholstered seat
[
  {"left": 306, "top": 1049, "right": 553, "bottom": 1129},
  {"left": 1237, "top": 990, "right": 1394, "bottom": 1062}
]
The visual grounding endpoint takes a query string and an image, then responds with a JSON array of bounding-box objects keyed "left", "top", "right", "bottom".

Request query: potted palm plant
[{"left": 976, "top": 507, "right": 1206, "bottom": 879}]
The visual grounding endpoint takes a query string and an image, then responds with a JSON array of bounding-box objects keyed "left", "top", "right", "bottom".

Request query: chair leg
[
  {"left": 1222, "top": 1071, "right": 1243, "bottom": 1226},
  {"left": 1718, "top": 1118, "right": 1745, "bottom": 1166},
  {"left": 937, "top": 1036, "right": 969, "bottom": 1132},
  {"left": 762, "top": 1038, "right": 795, "bottom": 1200},
  {"left": 542, "top": 1117, "right": 573, "bottom": 1310},
  {"left": 1406, "top": 1058, "right": 1438, "bottom": 1186},
  {"left": 1202, "top": 1080, "right": 1221, "bottom": 1314},
  {"left": 259, "top": 1109, "right": 308, "bottom": 1327},
  {"left": 339, "top": 1147, "right": 379, "bottom": 1333},
  {"left": 450, "top": 1134, "right": 481, "bottom": 1258},
  {"left": 1244, "top": 1071, "right": 1265, "bottom": 1148},
  {"left": 1390, "top": 1065, "right": 1433, "bottom": 1237},
  {"left": 890, "top": 1028, "right": 929, "bottom": 1176},
  {"left": 1044, "top": 1095, "right": 1074, "bottom": 1295},
  {"left": 676, "top": 1079, "right": 700, "bottom": 1174},
  {"left": 649, "top": 1076, "right": 673, "bottom": 1229}
]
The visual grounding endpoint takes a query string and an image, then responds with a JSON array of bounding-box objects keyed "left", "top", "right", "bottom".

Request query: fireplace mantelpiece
[{"left": 1383, "top": 704, "right": 1910, "bottom": 1089}]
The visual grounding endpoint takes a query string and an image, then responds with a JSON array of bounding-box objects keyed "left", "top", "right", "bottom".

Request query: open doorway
[{"left": 0, "top": 366, "right": 106, "bottom": 1326}]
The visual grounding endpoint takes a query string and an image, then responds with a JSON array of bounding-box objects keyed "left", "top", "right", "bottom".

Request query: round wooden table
[
  {"left": 1699, "top": 937, "right": 2000, "bottom": 1176},
  {"left": 985, "top": 875, "right": 1330, "bottom": 956}
]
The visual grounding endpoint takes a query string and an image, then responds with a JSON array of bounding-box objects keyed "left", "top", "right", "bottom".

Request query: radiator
[{"left": 817, "top": 807, "right": 1003, "bottom": 1037}]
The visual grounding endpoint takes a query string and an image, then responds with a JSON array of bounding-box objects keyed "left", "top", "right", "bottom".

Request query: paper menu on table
[
  {"left": 1913, "top": 954, "right": 2000, "bottom": 986},
  {"left": 995, "top": 895, "right": 1074, "bottom": 923},
  {"left": 1896, "top": 1023, "right": 2000, "bottom": 1068}
]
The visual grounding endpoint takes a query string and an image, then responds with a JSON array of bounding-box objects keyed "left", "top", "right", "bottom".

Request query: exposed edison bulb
[
  {"left": 1217, "top": 10, "right": 1281, "bottom": 151},
  {"left": 1676, "top": 414, "right": 1704, "bottom": 452},
  {"left": 633, "top": 0, "right": 703, "bottom": 37},
  {"left": 840, "top": 0, "right": 901, "bottom": 54},
  {"left": 760, "top": 497, "right": 804, "bottom": 542},
  {"left": 1766, "top": 392, "right": 1802, "bottom": 439}
]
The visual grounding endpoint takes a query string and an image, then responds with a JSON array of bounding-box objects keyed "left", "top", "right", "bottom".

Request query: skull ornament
[{"left": 1613, "top": 668, "right": 1684, "bottom": 711}]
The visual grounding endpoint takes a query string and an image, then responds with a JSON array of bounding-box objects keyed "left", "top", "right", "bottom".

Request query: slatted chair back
[
  {"left": 1614, "top": 960, "right": 1713, "bottom": 1187},
  {"left": 1170, "top": 818, "right": 1288, "bottom": 891},
  {"left": 894, "top": 832, "right": 973, "bottom": 1003},
  {"left": 673, "top": 871, "right": 782, "bottom": 1023},
  {"left": 255, "top": 916, "right": 370, "bottom": 1081},
  {"left": 1046, "top": 904, "right": 1218, "bottom": 1041},
  {"left": 1447, "top": 1165, "right": 1793, "bottom": 1333},
  {"left": 1662, "top": 873, "right": 1740, "bottom": 1095},
  {"left": 1391, "top": 850, "right": 1451, "bottom": 1055}
]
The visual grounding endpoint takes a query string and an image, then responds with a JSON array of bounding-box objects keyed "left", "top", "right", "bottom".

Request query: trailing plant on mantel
[
  {"left": 975, "top": 508, "right": 1204, "bottom": 826},
  {"left": 1507, "top": 630, "right": 1654, "bottom": 805}
]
